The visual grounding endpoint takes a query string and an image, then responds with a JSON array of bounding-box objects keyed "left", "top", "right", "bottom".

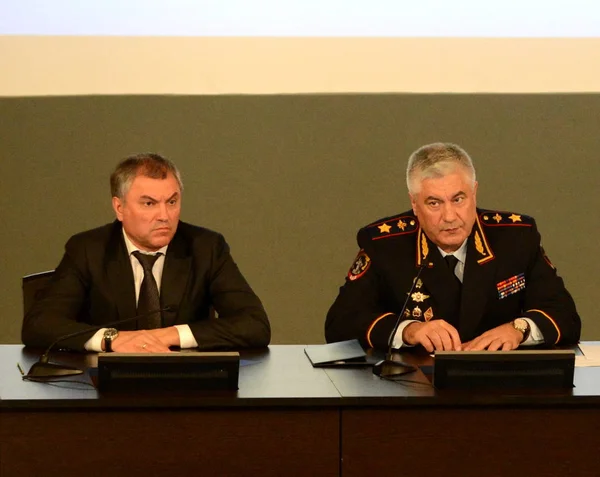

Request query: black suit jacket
[
  {"left": 325, "top": 209, "right": 581, "bottom": 350},
  {"left": 22, "top": 221, "right": 271, "bottom": 351}
]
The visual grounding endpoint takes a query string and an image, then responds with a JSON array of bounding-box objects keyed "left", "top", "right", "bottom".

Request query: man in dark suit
[
  {"left": 325, "top": 143, "right": 580, "bottom": 352},
  {"left": 22, "top": 153, "right": 270, "bottom": 352}
]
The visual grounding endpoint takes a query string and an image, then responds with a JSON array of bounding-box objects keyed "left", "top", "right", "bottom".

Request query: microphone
[
  {"left": 25, "top": 305, "right": 177, "bottom": 380},
  {"left": 372, "top": 262, "right": 429, "bottom": 378}
]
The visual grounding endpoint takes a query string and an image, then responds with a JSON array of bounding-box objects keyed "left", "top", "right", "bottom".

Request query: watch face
[
  {"left": 514, "top": 319, "right": 528, "bottom": 332},
  {"left": 104, "top": 328, "right": 118, "bottom": 339}
]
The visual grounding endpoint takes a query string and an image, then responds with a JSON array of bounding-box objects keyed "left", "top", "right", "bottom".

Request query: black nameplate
[
  {"left": 97, "top": 352, "right": 240, "bottom": 392},
  {"left": 434, "top": 350, "right": 575, "bottom": 389}
]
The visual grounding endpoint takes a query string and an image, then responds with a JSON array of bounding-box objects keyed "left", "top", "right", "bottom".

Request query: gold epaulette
[
  {"left": 366, "top": 214, "right": 418, "bottom": 241},
  {"left": 480, "top": 211, "right": 534, "bottom": 227}
]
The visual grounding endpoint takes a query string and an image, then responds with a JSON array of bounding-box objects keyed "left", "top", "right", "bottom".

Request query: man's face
[
  {"left": 112, "top": 172, "right": 181, "bottom": 251},
  {"left": 410, "top": 168, "right": 478, "bottom": 253}
]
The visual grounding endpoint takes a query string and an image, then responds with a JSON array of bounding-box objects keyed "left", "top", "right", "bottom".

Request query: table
[
  {"left": 0, "top": 345, "right": 341, "bottom": 477},
  {"left": 2, "top": 344, "right": 599, "bottom": 477},
  {"left": 325, "top": 351, "right": 600, "bottom": 477}
]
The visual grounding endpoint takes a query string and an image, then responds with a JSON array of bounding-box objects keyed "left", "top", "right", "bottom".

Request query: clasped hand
[
  {"left": 110, "top": 327, "right": 180, "bottom": 353},
  {"left": 403, "top": 320, "right": 523, "bottom": 352}
]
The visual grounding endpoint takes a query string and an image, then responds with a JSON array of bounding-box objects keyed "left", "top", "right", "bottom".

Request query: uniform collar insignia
[
  {"left": 415, "top": 212, "right": 495, "bottom": 267},
  {"left": 472, "top": 214, "right": 494, "bottom": 264},
  {"left": 416, "top": 227, "right": 430, "bottom": 266}
]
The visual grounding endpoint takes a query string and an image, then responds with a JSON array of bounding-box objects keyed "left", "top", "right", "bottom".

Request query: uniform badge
[
  {"left": 474, "top": 231, "right": 486, "bottom": 256},
  {"left": 415, "top": 278, "right": 423, "bottom": 289},
  {"left": 421, "top": 234, "right": 429, "bottom": 261},
  {"left": 497, "top": 273, "right": 526, "bottom": 299},
  {"left": 412, "top": 306, "right": 422, "bottom": 318},
  {"left": 348, "top": 250, "right": 371, "bottom": 281},
  {"left": 378, "top": 223, "right": 391, "bottom": 234},
  {"left": 508, "top": 214, "right": 522, "bottom": 223},
  {"left": 411, "top": 291, "right": 430, "bottom": 303},
  {"left": 424, "top": 307, "right": 434, "bottom": 321},
  {"left": 368, "top": 215, "right": 418, "bottom": 241}
]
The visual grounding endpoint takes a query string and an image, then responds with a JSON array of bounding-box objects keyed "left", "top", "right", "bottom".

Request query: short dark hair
[{"left": 110, "top": 153, "right": 183, "bottom": 199}]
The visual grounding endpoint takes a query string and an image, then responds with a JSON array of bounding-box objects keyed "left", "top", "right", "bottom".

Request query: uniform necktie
[
  {"left": 443, "top": 254, "right": 462, "bottom": 325},
  {"left": 132, "top": 251, "right": 162, "bottom": 329},
  {"left": 444, "top": 254, "right": 462, "bottom": 287}
]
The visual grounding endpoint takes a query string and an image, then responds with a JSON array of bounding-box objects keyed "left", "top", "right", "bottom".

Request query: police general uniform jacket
[
  {"left": 325, "top": 208, "right": 581, "bottom": 350},
  {"left": 22, "top": 220, "right": 271, "bottom": 351}
]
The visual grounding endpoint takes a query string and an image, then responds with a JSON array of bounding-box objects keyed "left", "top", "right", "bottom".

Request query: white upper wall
[
  {"left": 2, "top": 0, "right": 599, "bottom": 37},
  {"left": 1, "top": 1, "right": 599, "bottom": 95}
]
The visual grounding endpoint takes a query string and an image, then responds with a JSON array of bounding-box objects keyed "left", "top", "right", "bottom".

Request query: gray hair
[
  {"left": 110, "top": 153, "right": 183, "bottom": 199},
  {"left": 406, "top": 142, "right": 476, "bottom": 195}
]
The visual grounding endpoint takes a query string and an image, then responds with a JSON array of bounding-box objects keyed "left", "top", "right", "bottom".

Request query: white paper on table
[{"left": 575, "top": 343, "right": 600, "bottom": 367}]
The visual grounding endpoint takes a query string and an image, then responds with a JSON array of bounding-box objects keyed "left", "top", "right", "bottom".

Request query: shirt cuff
[
  {"left": 175, "top": 324, "right": 199, "bottom": 349},
  {"left": 392, "top": 320, "right": 418, "bottom": 349},
  {"left": 520, "top": 318, "right": 545, "bottom": 346},
  {"left": 84, "top": 329, "right": 106, "bottom": 352}
]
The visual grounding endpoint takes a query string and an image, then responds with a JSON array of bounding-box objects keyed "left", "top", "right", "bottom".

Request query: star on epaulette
[
  {"left": 367, "top": 215, "right": 418, "bottom": 240},
  {"left": 480, "top": 211, "right": 534, "bottom": 226}
]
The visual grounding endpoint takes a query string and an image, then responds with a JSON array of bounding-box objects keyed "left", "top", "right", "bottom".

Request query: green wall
[{"left": 1, "top": 94, "right": 598, "bottom": 344}]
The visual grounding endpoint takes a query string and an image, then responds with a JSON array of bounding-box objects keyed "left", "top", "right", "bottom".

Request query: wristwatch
[
  {"left": 103, "top": 328, "right": 119, "bottom": 352},
  {"left": 512, "top": 318, "right": 531, "bottom": 343}
]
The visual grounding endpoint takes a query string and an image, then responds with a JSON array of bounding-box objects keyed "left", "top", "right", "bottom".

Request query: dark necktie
[
  {"left": 132, "top": 251, "right": 162, "bottom": 329},
  {"left": 443, "top": 254, "right": 462, "bottom": 325},
  {"left": 444, "top": 254, "right": 462, "bottom": 287}
]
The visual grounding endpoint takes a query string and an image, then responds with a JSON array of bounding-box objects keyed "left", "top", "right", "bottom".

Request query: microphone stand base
[
  {"left": 372, "top": 359, "right": 417, "bottom": 378},
  {"left": 26, "top": 362, "right": 84, "bottom": 379}
]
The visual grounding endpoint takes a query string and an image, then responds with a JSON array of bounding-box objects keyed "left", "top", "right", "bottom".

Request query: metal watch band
[{"left": 104, "top": 328, "right": 118, "bottom": 352}]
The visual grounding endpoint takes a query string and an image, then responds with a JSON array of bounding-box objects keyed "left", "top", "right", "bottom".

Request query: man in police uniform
[{"left": 325, "top": 143, "right": 580, "bottom": 352}]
